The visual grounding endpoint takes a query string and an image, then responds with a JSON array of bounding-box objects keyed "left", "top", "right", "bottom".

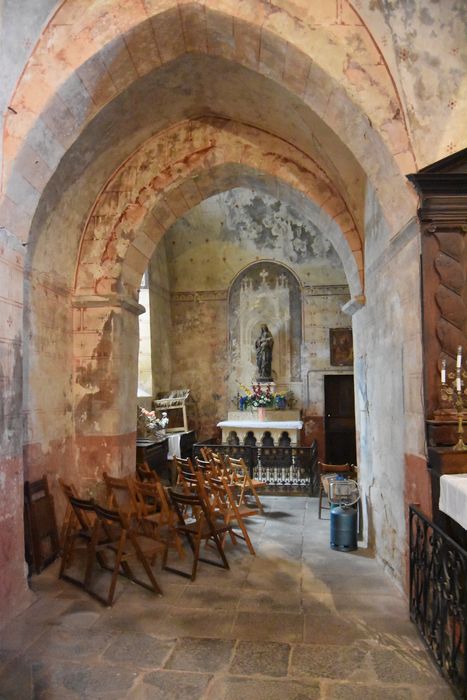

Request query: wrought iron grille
[
  {"left": 193, "top": 441, "right": 318, "bottom": 496},
  {"left": 409, "top": 505, "right": 467, "bottom": 699}
]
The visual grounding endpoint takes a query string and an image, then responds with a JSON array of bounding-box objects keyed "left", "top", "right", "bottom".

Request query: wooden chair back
[
  {"left": 135, "top": 461, "right": 160, "bottom": 483},
  {"left": 24, "top": 474, "right": 60, "bottom": 574},
  {"left": 103, "top": 472, "right": 137, "bottom": 516}
]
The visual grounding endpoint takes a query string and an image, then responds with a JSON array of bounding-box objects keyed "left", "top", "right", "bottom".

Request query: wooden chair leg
[
  {"left": 129, "top": 532, "right": 163, "bottom": 595},
  {"left": 107, "top": 531, "right": 127, "bottom": 606},
  {"left": 191, "top": 531, "right": 202, "bottom": 581},
  {"left": 230, "top": 514, "right": 255, "bottom": 555}
]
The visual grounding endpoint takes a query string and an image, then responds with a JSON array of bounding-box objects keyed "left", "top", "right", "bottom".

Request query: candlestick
[
  {"left": 440, "top": 347, "right": 467, "bottom": 452},
  {"left": 441, "top": 359, "right": 447, "bottom": 384}
]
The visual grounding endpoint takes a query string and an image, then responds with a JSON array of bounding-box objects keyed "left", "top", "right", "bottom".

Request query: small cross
[{"left": 259, "top": 269, "right": 269, "bottom": 286}]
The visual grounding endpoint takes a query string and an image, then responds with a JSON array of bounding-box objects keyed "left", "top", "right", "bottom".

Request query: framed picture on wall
[{"left": 330, "top": 328, "right": 353, "bottom": 366}]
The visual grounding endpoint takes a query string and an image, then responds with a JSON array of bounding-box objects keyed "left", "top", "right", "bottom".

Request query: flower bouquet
[{"left": 237, "top": 383, "right": 287, "bottom": 411}]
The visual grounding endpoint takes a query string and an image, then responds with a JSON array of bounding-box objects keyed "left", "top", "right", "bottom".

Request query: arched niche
[{"left": 228, "top": 261, "right": 302, "bottom": 391}]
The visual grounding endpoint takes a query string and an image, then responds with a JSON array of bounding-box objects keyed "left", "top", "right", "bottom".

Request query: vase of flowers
[{"left": 237, "top": 382, "right": 287, "bottom": 414}]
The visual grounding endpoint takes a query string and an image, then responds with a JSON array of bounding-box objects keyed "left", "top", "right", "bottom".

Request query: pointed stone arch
[
  {"left": 2, "top": 0, "right": 415, "bottom": 245},
  {"left": 74, "top": 118, "right": 364, "bottom": 302}
]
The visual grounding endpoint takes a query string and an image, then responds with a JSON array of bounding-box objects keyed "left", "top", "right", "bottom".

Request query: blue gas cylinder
[{"left": 330, "top": 504, "right": 358, "bottom": 551}]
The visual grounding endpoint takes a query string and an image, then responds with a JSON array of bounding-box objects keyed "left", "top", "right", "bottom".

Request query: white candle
[
  {"left": 457, "top": 376, "right": 462, "bottom": 393},
  {"left": 441, "top": 359, "right": 447, "bottom": 384},
  {"left": 457, "top": 345, "right": 463, "bottom": 369}
]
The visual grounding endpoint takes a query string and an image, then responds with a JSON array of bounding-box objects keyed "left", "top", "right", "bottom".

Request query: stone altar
[{"left": 218, "top": 410, "right": 302, "bottom": 446}]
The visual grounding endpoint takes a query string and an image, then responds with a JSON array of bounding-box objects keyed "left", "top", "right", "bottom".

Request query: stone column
[
  {"left": 0, "top": 229, "right": 33, "bottom": 627},
  {"left": 72, "top": 294, "right": 145, "bottom": 493}
]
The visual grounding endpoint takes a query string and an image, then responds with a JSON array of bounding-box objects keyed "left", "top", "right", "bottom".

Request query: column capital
[{"left": 72, "top": 293, "right": 145, "bottom": 316}]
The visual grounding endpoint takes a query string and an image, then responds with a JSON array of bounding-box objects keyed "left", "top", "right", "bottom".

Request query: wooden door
[{"left": 324, "top": 375, "right": 356, "bottom": 464}]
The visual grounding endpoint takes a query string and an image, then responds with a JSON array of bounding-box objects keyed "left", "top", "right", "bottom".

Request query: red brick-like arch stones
[
  {"left": 75, "top": 118, "right": 364, "bottom": 303},
  {"left": 2, "top": 0, "right": 416, "bottom": 244}
]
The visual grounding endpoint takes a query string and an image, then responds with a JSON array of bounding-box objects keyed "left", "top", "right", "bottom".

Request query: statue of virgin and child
[{"left": 255, "top": 324, "right": 274, "bottom": 381}]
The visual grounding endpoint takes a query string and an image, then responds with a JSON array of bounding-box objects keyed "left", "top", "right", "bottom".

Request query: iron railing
[
  {"left": 193, "top": 440, "right": 318, "bottom": 496},
  {"left": 409, "top": 505, "right": 467, "bottom": 698}
]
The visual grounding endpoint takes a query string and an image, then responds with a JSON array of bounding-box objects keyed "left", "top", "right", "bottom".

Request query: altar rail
[
  {"left": 409, "top": 505, "right": 467, "bottom": 698},
  {"left": 193, "top": 440, "right": 318, "bottom": 496}
]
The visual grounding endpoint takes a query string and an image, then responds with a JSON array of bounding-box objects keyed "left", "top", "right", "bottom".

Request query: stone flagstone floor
[{"left": 0, "top": 496, "right": 454, "bottom": 699}]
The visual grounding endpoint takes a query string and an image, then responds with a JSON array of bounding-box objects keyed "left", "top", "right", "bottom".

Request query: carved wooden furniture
[
  {"left": 136, "top": 437, "right": 169, "bottom": 482},
  {"left": 408, "top": 149, "right": 467, "bottom": 524},
  {"left": 24, "top": 474, "right": 60, "bottom": 574}
]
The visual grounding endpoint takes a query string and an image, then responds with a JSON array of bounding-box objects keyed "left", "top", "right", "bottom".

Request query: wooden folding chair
[
  {"left": 173, "top": 456, "right": 195, "bottom": 487},
  {"left": 135, "top": 461, "right": 160, "bottom": 483},
  {"left": 199, "top": 446, "right": 214, "bottom": 462},
  {"left": 90, "top": 503, "right": 164, "bottom": 605},
  {"left": 226, "top": 455, "right": 265, "bottom": 514},
  {"left": 103, "top": 472, "right": 140, "bottom": 518},
  {"left": 132, "top": 478, "right": 185, "bottom": 559},
  {"left": 164, "top": 488, "right": 233, "bottom": 581},
  {"left": 194, "top": 456, "right": 219, "bottom": 477},
  {"left": 317, "top": 461, "right": 353, "bottom": 519},
  {"left": 208, "top": 475, "right": 258, "bottom": 555},
  {"left": 209, "top": 451, "right": 228, "bottom": 476},
  {"left": 58, "top": 477, "right": 80, "bottom": 552},
  {"left": 59, "top": 495, "right": 110, "bottom": 596}
]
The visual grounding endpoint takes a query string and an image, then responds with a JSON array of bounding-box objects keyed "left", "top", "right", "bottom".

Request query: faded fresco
[{"left": 164, "top": 189, "right": 346, "bottom": 291}]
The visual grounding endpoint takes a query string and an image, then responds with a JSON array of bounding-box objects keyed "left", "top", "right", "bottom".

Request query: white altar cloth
[
  {"left": 217, "top": 420, "right": 303, "bottom": 430},
  {"left": 167, "top": 433, "right": 182, "bottom": 459},
  {"left": 439, "top": 474, "right": 467, "bottom": 530}
]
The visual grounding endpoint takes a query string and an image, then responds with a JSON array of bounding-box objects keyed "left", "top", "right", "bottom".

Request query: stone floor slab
[
  {"left": 0, "top": 497, "right": 455, "bottom": 700},
  {"left": 229, "top": 640, "right": 290, "bottom": 677},
  {"left": 139, "top": 669, "right": 211, "bottom": 699},
  {"left": 232, "top": 611, "right": 303, "bottom": 643},
  {"left": 102, "top": 632, "right": 174, "bottom": 669},
  {"left": 207, "top": 676, "right": 321, "bottom": 700},
  {"left": 165, "top": 637, "right": 235, "bottom": 672}
]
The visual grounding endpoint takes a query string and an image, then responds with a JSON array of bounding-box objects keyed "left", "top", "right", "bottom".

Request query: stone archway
[
  {"left": 1, "top": 0, "right": 416, "bottom": 246},
  {"left": 64, "top": 118, "right": 363, "bottom": 493}
]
